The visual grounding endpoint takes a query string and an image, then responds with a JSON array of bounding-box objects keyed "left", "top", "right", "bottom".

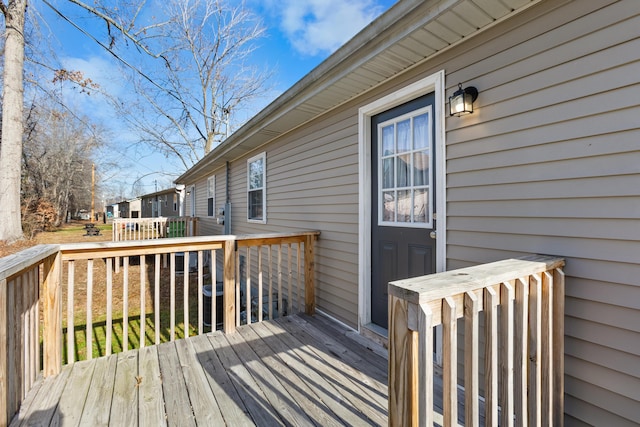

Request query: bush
[{"left": 21, "top": 199, "right": 58, "bottom": 239}]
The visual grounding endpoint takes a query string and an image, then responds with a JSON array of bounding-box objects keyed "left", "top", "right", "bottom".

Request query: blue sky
[{"left": 35, "top": 0, "right": 397, "bottom": 198}]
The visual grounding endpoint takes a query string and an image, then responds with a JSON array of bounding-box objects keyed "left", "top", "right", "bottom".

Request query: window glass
[
  {"left": 247, "top": 153, "right": 266, "bottom": 222},
  {"left": 378, "top": 106, "right": 432, "bottom": 227},
  {"left": 207, "top": 176, "right": 215, "bottom": 217}
]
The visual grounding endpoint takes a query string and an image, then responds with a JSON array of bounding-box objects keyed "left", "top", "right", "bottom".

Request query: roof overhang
[{"left": 177, "top": 0, "right": 542, "bottom": 183}]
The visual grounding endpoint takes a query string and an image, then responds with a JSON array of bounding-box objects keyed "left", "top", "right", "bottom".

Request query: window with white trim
[
  {"left": 207, "top": 176, "right": 215, "bottom": 217},
  {"left": 378, "top": 106, "right": 433, "bottom": 228},
  {"left": 247, "top": 152, "right": 266, "bottom": 222}
]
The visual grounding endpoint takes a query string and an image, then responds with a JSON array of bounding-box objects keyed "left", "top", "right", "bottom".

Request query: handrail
[
  {"left": 388, "top": 255, "right": 565, "bottom": 427},
  {"left": 0, "top": 231, "right": 319, "bottom": 425}
]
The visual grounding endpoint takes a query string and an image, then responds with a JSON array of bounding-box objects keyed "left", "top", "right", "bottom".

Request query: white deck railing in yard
[
  {"left": 112, "top": 216, "right": 198, "bottom": 241},
  {"left": 0, "top": 231, "right": 318, "bottom": 425},
  {"left": 388, "top": 255, "right": 565, "bottom": 427}
]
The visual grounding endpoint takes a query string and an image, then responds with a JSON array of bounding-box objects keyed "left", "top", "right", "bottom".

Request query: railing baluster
[
  {"left": 140, "top": 255, "right": 146, "bottom": 347},
  {"left": 287, "top": 244, "right": 292, "bottom": 314},
  {"left": 515, "top": 277, "right": 529, "bottom": 427},
  {"left": 297, "top": 243, "right": 301, "bottom": 314},
  {"left": 170, "top": 252, "right": 176, "bottom": 341},
  {"left": 268, "top": 246, "right": 273, "bottom": 320},
  {"left": 86, "top": 259, "right": 93, "bottom": 360},
  {"left": 465, "top": 291, "right": 479, "bottom": 427},
  {"left": 542, "top": 271, "right": 554, "bottom": 426},
  {"left": 485, "top": 286, "right": 499, "bottom": 427},
  {"left": 236, "top": 250, "right": 241, "bottom": 326},
  {"left": 529, "top": 274, "right": 542, "bottom": 427},
  {"left": 443, "top": 296, "right": 457, "bottom": 427},
  {"left": 553, "top": 268, "right": 565, "bottom": 427},
  {"left": 67, "top": 260, "right": 75, "bottom": 364},
  {"left": 211, "top": 249, "right": 217, "bottom": 329},
  {"left": 258, "top": 246, "right": 263, "bottom": 323},
  {"left": 500, "top": 282, "right": 515, "bottom": 427},
  {"left": 155, "top": 254, "right": 160, "bottom": 345},
  {"left": 123, "top": 257, "right": 129, "bottom": 351},
  {"left": 183, "top": 251, "right": 189, "bottom": 337},
  {"left": 198, "top": 250, "right": 203, "bottom": 335},
  {"left": 106, "top": 258, "right": 113, "bottom": 356},
  {"left": 246, "top": 247, "right": 252, "bottom": 325},
  {"left": 278, "top": 246, "right": 283, "bottom": 318}
]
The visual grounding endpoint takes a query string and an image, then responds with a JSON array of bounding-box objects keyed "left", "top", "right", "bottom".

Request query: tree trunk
[{"left": 0, "top": 0, "right": 27, "bottom": 242}]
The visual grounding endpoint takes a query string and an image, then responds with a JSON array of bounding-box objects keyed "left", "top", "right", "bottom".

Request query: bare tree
[
  {"left": 114, "top": 0, "right": 272, "bottom": 169},
  {"left": 21, "top": 101, "right": 100, "bottom": 230}
]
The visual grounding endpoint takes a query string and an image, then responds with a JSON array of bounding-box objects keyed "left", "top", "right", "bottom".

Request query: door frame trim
[{"left": 357, "top": 70, "right": 446, "bottom": 332}]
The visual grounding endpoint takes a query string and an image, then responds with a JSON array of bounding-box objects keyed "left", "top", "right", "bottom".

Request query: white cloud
[{"left": 274, "top": 0, "right": 385, "bottom": 56}]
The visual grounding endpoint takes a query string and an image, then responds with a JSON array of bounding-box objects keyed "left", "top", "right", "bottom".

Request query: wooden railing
[
  {"left": 112, "top": 216, "right": 198, "bottom": 241},
  {"left": 0, "top": 231, "right": 318, "bottom": 425},
  {"left": 0, "top": 245, "right": 61, "bottom": 426},
  {"left": 388, "top": 255, "right": 565, "bottom": 427}
]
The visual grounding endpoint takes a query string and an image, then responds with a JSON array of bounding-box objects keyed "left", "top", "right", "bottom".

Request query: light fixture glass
[{"left": 449, "top": 83, "right": 478, "bottom": 116}]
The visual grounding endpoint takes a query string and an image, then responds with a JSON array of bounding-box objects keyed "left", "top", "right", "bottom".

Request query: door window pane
[
  {"left": 413, "top": 151, "right": 430, "bottom": 186},
  {"left": 396, "top": 119, "right": 410, "bottom": 153},
  {"left": 413, "top": 113, "right": 429, "bottom": 149},
  {"left": 382, "top": 158, "right": 394, "bottom": 189},
  {"left": 396, "top": 154, "right": 410, "bottom": 187},
  {"left": 383, "top": 191, "right": 395, "bottom": 222},
  {"left": 413, "top": 189, "right": 428, "bottom": 223},
  {"left": 397, "top": 190, "right": 411, "bottom": 222},
  {"left": 382, "top": 125, "right": 395, "bottom": 155}
]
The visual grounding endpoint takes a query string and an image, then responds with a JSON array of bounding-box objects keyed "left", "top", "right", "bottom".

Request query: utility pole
[{"left": 90, "top": 163, "right": 96, "bottom": 220}]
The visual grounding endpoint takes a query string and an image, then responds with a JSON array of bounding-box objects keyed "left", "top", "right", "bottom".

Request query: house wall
[
  {"left": 189, "top": 171, "right": 224, "bottom": 236},
  {"left": 437, "top": 1, "right": 639, "bottom": 425},
  {"left": 184, "top": 0, "right": 638, "bottom": 423},
  {"left": 220, "top": 108, "right": 361, "bottom": 325}
]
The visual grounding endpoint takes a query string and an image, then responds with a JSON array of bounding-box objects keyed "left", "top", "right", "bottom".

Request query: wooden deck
[{"left": 10, "top": 314, "right": 388, "bottom": 426}]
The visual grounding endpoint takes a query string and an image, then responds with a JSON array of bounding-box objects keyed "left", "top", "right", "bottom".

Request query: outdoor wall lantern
[{"left": 449, "top": 83, "right": 478, "bottom": 116}]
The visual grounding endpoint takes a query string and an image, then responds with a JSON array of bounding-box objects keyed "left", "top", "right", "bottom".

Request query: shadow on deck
[{"left": 10, "top": 314, "right": 389, "bottom": 426}]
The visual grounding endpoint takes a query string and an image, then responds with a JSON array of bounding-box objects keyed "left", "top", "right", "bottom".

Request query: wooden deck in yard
[{"left": 10, "top": 314, "right": 389, "bottom": 426}]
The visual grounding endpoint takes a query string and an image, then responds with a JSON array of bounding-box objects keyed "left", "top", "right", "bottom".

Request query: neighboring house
[
  {"left": 140, "top": 188, "right": 182, "bottom": 218},
  {"left": 177, "top": 0, "right": 640, "bottom": 424}
]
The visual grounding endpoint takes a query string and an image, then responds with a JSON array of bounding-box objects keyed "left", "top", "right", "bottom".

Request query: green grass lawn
[{"left": 63, "top": 306, "right": 211, "bottom": 362}]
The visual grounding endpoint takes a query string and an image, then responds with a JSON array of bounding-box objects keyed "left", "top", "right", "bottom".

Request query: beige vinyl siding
[
  {"left": 442, "top": 0, "right": 640, "bottom": 425},
  {"left": 192, "top": 174, "right": 223, "bottom": 236},
  {"left": 223, "top": 109, "right": 361, "bottom": 325}
]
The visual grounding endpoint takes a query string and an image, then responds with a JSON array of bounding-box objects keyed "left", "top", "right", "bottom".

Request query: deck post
[
  {"left": 304, "top": 234, "right": 315, "bottom": 315},
  {"left": 223, "top": 239, "right": 236, "bottom": 333},
  {"left": 388, "top": 295, "right": 418, "bottom": 426},
  {"left": 42, "top": 252, "right": 62, "bottom": 377}
]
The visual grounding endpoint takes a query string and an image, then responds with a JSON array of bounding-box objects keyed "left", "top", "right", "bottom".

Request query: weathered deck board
[
  {"left": 53, "top": 359, "right": 95, "bottom": 425},
  {"left": 11, "top": 314, "right": 389, "bottom": 426},
  {"left": 137, "top": 346, "right": 165, "bottom": 426}
]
